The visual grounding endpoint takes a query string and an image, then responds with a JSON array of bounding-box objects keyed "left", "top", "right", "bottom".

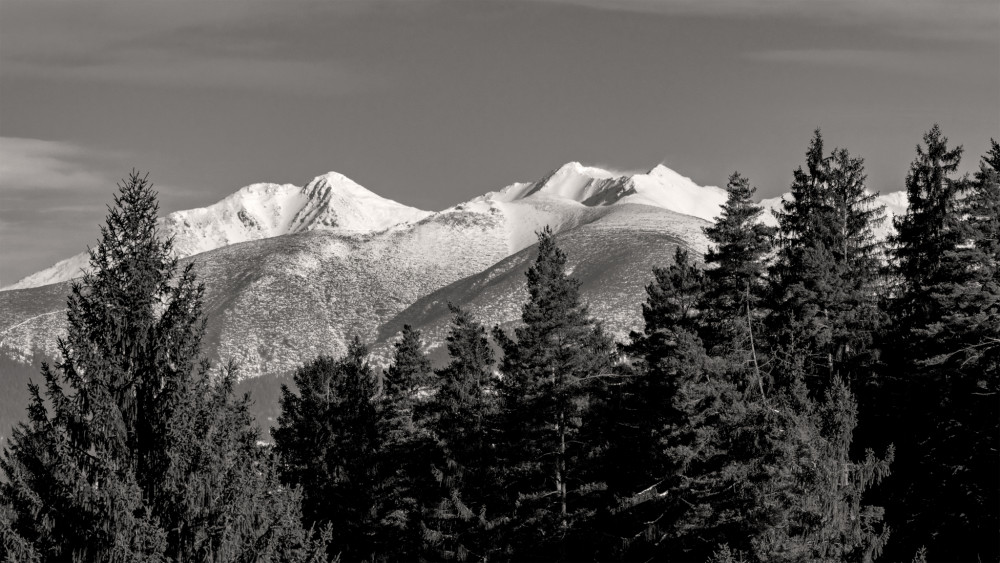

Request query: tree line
[{"left": 1, "top": 125, "right": 997, "bottom": 562}]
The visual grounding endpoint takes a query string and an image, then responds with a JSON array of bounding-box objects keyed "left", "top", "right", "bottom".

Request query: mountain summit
[{"left": 478, "top": 161, "right": 728, "bottom": 221}]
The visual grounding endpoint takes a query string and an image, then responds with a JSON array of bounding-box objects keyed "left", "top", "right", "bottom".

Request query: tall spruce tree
[
  {"left": 769, "top": 130, "right": 887, "bottom": 393},
  {"left": 385, "top": 324, "right": 433, "bottom": 408},
  {"left": 606, "top": 247, "right": 735, "bottom": 560},
  {"left": 609, "top": 245, "right": 704, "bottom": 493},
  {"left": 0, "top": 171, "right": 324, "bottom": 562},
  {"left": 885, "top": 128, "right": 1000, "bottom": 561},
  {"left": 272, "top": 337, "right": 390, "bottom": 562},
  {"left": 760, "top": 132, "right": 894, "bottom": 561},
  {"left": 382, "top": 324, "right": 436, "bottom": 558},
  {"left": 494, "top": 227, "right": 615, "bottom": 561},
  {"left": 422, "top": 304, "right": 500, "bottom": 561},
  {"left": 700, "top": 172, "right": 776, "bottom": 358},
  {"left": 891, "top": 124, "right": 966, "bottom": 325}
]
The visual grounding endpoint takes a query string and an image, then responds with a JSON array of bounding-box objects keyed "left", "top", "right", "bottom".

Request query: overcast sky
[{"left": 1, "top": 0, "right": 998, "bottom": 285}]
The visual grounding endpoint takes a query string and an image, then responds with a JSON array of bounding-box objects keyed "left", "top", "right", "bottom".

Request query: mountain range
[{"left": 0, "top": 162, "right": 907, "bottom": 436}]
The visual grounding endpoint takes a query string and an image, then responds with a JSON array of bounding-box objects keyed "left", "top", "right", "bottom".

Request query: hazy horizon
[{"left": 1, "top": 0, "right": 998, "bottom": 285}]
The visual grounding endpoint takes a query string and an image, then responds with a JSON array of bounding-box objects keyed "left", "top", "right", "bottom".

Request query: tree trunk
[{"left": 558, "top": 407, "right": 568, "bottom": 560}]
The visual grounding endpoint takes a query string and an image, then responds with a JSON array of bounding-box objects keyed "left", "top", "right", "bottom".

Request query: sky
[{"left": 1, "top": 0, "right": 998, "bottom": 285}]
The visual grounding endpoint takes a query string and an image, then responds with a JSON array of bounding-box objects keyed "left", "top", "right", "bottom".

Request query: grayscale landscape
[{"left": 1, "top": 2, "right": 996, "bottom": 562}]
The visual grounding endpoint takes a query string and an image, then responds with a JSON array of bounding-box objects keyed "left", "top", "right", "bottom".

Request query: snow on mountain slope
[
  {"left": 6, "top": 253, "right": 93, "bottom": 292},
  {"left": 625, "top": 165, "right": 730, "bottom": 220},
  {"left": 163, "top": 182, "right": 305, "bottom": 258},
  {"left": 490, "top": 162, "right": 618, "bottom": 202},
  {"left": 3, "top": 172, "right": 431, "bottom": 290}
]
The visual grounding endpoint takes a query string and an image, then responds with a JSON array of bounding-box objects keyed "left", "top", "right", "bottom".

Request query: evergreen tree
[
  {"left": 758, "top": 132, "right": 894, "bottom": 561},
  {"left": 494, "top": 227, "right": 615, "bottom": 561},
  {"left": 969, "top": 139, "right": 1000, "bottom": 283},
  {"left": 158, "top": 363, "right": 329, "bottom": 562},
  {"left": 382, "top": 324, "right": 436, "bottom": 558},
  {"left": 741, "top": 365, "right": 893, "bottom": 563},
  {"left": 385, "top": 324, "right": 433, "bottom": 407},
  {"left": 0, "top": 171, "right": 323, "bottom": 562},
  {"left": 273, "top": 337, "right": 392, "bottom": 562},
  {"left": 891, "top": 124, "right": 966, "bottom": 324},
  {"left": 769, "top": 130, "right": 887, "bottom": 393},
  {"left": 605, "top": 247, "right": 733, "bottom": 560},
  {"left": 422, "top": 304, "right": 500, "bottom": 561},
  {"left": 885, "top": 129, "right": 1000, "bottom": 561},
  {"left": 700, "top": 172, "right": 776, "bottom": 357},
  {"left": 603, "top": 244, "right": 892, "bottom": 562}
]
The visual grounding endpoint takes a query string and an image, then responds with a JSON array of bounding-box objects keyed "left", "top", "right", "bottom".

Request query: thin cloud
[
  {"left": 744, "top": 48, "right": 951, "bottom": 75},
  {"left": 0, "top": 0, "right": 390, "bottom": 96},
  {"left": 524, "top": 0, "right": 999, "bottom": 42},
  {"left": 0, "top": 137, "right": 192, "bottom": 285},
  {"left": 0, "top": 138, "right": 112, "bottom": 284},
  {"left": 0, "top": 137, "right": 112, "bottom": 191},
  {"left": 3, "top": 57, "right": 386, "bottom": 96}
]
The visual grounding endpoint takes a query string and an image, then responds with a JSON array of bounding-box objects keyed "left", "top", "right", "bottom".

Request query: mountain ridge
[{"left": 4, "top": 162, "right": 907, "bottom": 291}]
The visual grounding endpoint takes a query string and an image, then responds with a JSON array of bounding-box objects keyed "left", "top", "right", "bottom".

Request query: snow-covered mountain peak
[
  {"left": 476, "top": 162, "right": 616, "bottom": 204},
  {"left": 621, "top": 165, "right": 728, "bottom": 222},
  {"left": 292, "top": 172, "right": 431, "bottom": 233},
  {"left": 549, "top": 161, "right": 616, "bottom": 182},
  {"left": 302, "top": 171, "right": 378, "bottom": 202},
  {"left": 461, "top": 162, "right": 727, "bottom": 222},
  {"left": 645, "top": 163, "right": 695, "bottom": 183},
  {"left": 646, "top": 163, "right": 671, "bottom": 176},
  {"left": 527, "top": 162, "right": 617, "bottom": 202}
]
